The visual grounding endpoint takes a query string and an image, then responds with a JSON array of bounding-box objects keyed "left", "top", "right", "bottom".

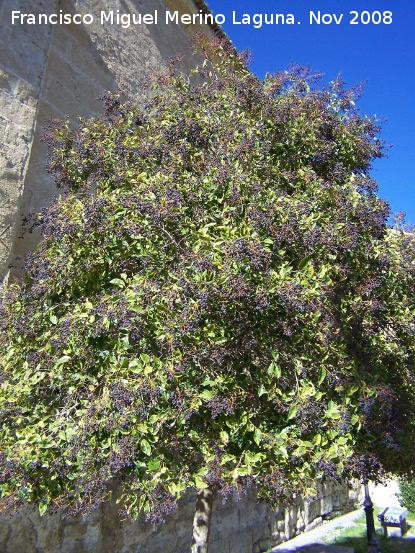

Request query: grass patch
[
  {"left": 353, "top": 507, "right": 415, "bottom": 525},
  {"left": 323, "top": 509, "right": 415, "bottom": 553}
]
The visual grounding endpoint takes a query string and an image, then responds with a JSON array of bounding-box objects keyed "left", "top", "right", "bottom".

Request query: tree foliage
[
  {"left": 1, "top": 36, "right": 415, "bottom": 521},
  {"left": 398, "top": 475, "right": 415, "bottom": 512}
]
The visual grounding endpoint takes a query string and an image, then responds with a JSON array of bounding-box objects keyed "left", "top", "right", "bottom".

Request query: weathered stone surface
[
  {"left": 0, "top": 480, "right": 361, "bottom": 553},
  {"left": 0, "top": 0, "right": 54, "bottom": 280},
  {"left": 0, "top": 0, "right": 220, "bottom": 281}
]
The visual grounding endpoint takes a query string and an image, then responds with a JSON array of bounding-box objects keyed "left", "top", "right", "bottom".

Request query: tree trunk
[
  {"left": 363, "top": 482, "right": 382, "bottom": 553},
  {"left": 191, "top": 487, "right": 214, "bottom": 553}
]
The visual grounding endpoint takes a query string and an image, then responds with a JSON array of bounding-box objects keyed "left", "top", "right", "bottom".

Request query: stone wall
[
  {"left": 0, "top": 480, "right": 361, "bottom": 553},
  {"left": 0, "top": 0, "right": 220, "bottom": 282}
]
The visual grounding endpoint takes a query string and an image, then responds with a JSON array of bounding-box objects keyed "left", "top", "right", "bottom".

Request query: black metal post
[{"left": 363, "top": 482, "right": 382, "bottom": 553}]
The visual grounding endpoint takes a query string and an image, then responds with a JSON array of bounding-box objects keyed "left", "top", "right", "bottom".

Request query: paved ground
[
  {"left": 272, "top": 546, "right": 353, "bottom": 553},
  {"left": 270, "top": 509, "right": 361, "bottom": 552},
  {"left": 269, "top": 479, "right": 401, "bottom": 553}
]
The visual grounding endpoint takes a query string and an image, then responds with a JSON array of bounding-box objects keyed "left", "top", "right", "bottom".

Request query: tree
[{"left": 1, "top": 35, "right": 415, "bottom": 552}]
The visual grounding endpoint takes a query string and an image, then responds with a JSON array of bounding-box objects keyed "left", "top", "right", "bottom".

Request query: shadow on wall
[
  {"left": 0, "top": 482, "right": 360, "bottom": 553},
  {"left": 1, "top": 0, "right": 214, "bottom": 282}
]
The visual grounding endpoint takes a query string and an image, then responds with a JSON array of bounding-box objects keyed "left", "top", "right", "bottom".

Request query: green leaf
[
  {"left": 54, "top": 355, "right": 71, "bottom": 367},
  {"left": 258, "top": 384, "right": 267, "bottom": 397},
  {"left": 110, "top": 278, "right": 125, "bottom": 288},
  {"left": 267, "top": 362, "right": 281, "bottom": 379},
  {"left": 235, "top": 466, "right": 251, "bottom": 477},
  {"left": 220, "top": 430, "right": 229, "bottom": 444},
  {"left": 287, "top": 405, "right": 297, "bottom": 420},
  {"left": 253, "top": 427, "right": 262, "bottom": 446},
  {"left": 147, "top": 458, "right": 161, "bottom": 471},
  {"left": 141, "top": 439, "right": 151, "bottom": 456},
  {"left": 278, "top": 446, "right": 288, "bottom": 458},
  {"left": 39, "top": 500, "right": 49, "bottom": 516},
  {"left": 318, "top": 367, "right": 327, "bottom": 385},
  {"left": 313, "top": 434, "right": 322, "bottom": 445},
  {"left": 298, "top": 254, "right": 313, "bottom": 270},
  {"left": 193, "top": 475, "right": 208, "bottom": 489}
]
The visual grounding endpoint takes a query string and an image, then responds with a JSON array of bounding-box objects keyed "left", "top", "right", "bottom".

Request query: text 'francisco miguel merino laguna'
[{"left": 11, "top": 10, "right": 298, "bottom": 28}]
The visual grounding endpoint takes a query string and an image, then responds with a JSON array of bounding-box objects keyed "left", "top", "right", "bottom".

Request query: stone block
[
  {"left": 0, "top": 89, "right": 36, "bottom": 127},
  {"left": 1, "top": 0, "right": 54, "bottom": 54},
  {"left": 321, "top": 493, "right": 334, "bottom": 516},
  {"left": 255, "top": 538, "right": 272, "bottom": 553},
  {"left": 50, "top": 26, "right": 73, "bottom": 59},
  {"left": 2, "top": 120, "right": 34, "bottom": 162},
  {"left": 13, "top": 78, "right": 40, "bottom": 109},
  {"left": 229, "top": 531, "right": 254, "bottom": 553},
  {"left": 0, "top": 69, "right": 18, "bottom": 97},
  {"left": 0, "top": 40, "right": 42, "bottom": 89},
  {"left": 306, "top": 515, "right": 323, "bottom": 532},
  {"left": 43, "top": 49, "right": 81, "bottom": 93},
  {"left": 42, "top": 77, "right": 100, "bottom": 121},
  {"left": 208, "top": 536, "right": 230, "bottom": 553},
  {"left": 68, "top": 38, "right": 113, "bottom": 83},
  {"left": 288, "top": 524, "right": 297, "bottom": 538}
]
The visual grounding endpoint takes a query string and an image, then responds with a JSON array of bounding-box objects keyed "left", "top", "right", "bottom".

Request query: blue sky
[{"left": 207, "top": 0, "right": 415, "bottom": 223}]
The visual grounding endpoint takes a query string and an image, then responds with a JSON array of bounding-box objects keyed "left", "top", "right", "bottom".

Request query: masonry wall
[
  {"left": 0, "top": 480, "right": 361, "bottom": 553},
  {"left": 0, "top": 0, "right": 218, "bottom": 281}
]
